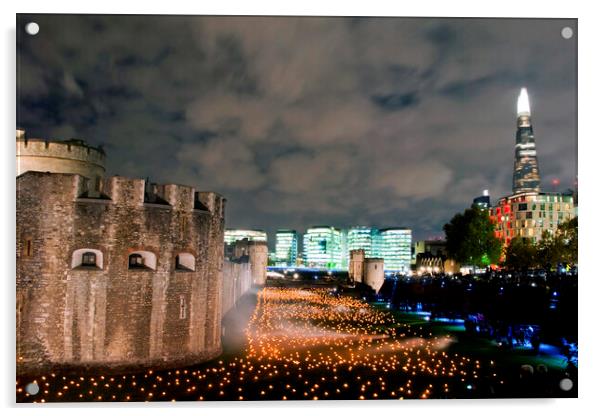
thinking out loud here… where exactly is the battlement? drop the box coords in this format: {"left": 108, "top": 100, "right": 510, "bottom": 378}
{"left": 17, "top": 131, "right": 106, "bottom": 167}
{"left": 17, "top": 171, "right": 224, "bottom": 215}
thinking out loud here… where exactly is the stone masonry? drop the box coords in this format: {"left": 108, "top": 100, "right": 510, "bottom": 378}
{"left": 16, "top": 172, "right": 228, "bottom": 374}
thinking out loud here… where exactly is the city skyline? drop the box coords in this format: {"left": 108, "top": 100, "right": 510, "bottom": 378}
{"left": 17, "top": 15, "right": 577, "bottom": 241}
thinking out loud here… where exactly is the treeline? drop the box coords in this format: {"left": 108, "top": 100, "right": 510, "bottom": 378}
{"left": 504, "top": 217, "right": 577, "bottom": 270}
{"left": 443, "top": 205, "right": 577, "bottom": 270}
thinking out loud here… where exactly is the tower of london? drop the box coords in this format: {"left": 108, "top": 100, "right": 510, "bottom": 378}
{"left": 16, "top": 131, "right": 262, "bottom": 374}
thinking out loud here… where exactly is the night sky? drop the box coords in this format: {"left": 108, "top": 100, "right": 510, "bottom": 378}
{"left": 16, "top": 15, "right": 577, "bottom": 242}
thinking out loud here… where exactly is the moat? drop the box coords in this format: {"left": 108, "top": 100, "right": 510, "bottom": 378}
{"left": 16, "top": 284, "right": 576, "bottom": 402}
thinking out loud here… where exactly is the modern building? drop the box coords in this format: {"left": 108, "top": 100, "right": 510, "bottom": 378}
{"left": 275, "top": 229, "right": 298, "bottom": 267}
{"left": 302, "top": 226, "right": 343, "bottom": 269}
{"left": 414, "top": 239, "right": 447, "bottom": 258}
{"left": 490, "top": 88, "right": 575, "bottom": 247}
{"left": 473, "top": 189, "right": 491, "bottom": 209}
{"left": 346, "top": 226, "right": 380, "bottom": 256}
{"left": 377, "top": 228, "right": 412, "bottom": 273}
{"left": 513, "top": 88, "right": 541, "bottom": 194}
{"left": 491, "top": 192, "right": 575, "bottom": 246}
{"left": 224, "top": 229, "right": 268, "bottom": 245}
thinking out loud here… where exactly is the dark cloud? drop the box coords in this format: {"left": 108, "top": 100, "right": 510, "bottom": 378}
{"left": 372, "top": 92, "right": 419, "bottom": 110}
{"left": 16, "top": 15, "right": 577, "bottom": 243}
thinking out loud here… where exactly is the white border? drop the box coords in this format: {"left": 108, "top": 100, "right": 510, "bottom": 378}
{"left": 2, "top": 1, "right": 601, "bottom": 416}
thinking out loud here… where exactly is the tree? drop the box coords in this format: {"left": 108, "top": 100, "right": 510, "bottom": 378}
{"left": 443, "top": 205, "right": 502, "bottom": 268}
{"left": 538, "top": 217, "right": 578, "bottom": 268}
{"left": 504, "top": 237, "right": 538, "bottom": 270}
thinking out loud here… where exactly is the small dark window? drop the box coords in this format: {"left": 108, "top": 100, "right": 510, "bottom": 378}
{"left": 23, "top": 239, "right": 33, "bottom": 257}
{"left": 526, "top": 212, "right": 533, "bottom": 219}
{"left": 518, "top": 203, "right": 528, "bottom": 211}
{"left": 129, "top": 253, "right": 145, "bottom": 269}
{"left": 82, "top": 252, "right": 97, "bottom": 266}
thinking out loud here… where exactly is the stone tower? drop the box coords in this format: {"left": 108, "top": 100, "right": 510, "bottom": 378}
{"left": 16, "top": 130, "right": 106, "bottom": 196}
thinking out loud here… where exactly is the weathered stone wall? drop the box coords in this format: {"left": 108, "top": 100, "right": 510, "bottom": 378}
{"left": 249, "top": 243, "right": 268, "bottom": 285}
{"left": 16, "top": 172, "right": 226, "bottom": 374}
{"left": 221, "top": 260, "right": 253, "bottom": 316}
{"left": 364, "top": 258, "right": 385, "bottom": 294}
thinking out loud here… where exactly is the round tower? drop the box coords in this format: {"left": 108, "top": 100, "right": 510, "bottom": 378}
{"left": 249, "top": 241, "right": 268, "bottom": 285}
{"left": 16, "top": 130, "right": 106, "bottom": 194}
{"left": 364, "top": 258, "right": 385, "bottom": 294}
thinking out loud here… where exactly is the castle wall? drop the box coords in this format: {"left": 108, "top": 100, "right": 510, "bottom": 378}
{"left": 16, "top": 172, "right": 226, "bottom": 373}
{"left": 349, "top": 249, "right": 365, "bottom": 283}
{"left": 221, "top": 261, "right": 253, "bottom": 316}
{"left": 249, "top": 243, "right": 268, "bottom": 285}
{"left": 364, "top": 258, "right": 385, "bottom": 294}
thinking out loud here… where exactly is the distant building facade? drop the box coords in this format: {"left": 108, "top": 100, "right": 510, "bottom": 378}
{"left": 346, "top": 227, "right": 379, "bottom": 257}
{"left": 473, "top": 190, "right": 491, "bottom": 209}
{"left": 275, "top": 229, "right": 298, "bottom": 267}
{"left": 224, "top": 229, "right": 267, "bottom": 245}
{"left": 302, "top": 226, "right": 343, "bottom": 269}
{"left": 377, "top": 228, "right": 412, "bottom": 273}
{"left": 491, "top": 192, "right": 575, "bottom": 246}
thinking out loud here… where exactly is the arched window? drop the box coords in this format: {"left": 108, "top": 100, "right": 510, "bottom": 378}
{"left": 71, "top": 248, "right": 103, "bottom": 269}
{"left": 129, "top": 253, "right": 145, "bottom": 268}
{"left": 82, "top": 252, "right": 97, "bottom": 266}
{"left": 127, "top": 250, "right": 157, "bottom": 270}
{"left": 175, "top": 253, "right": 195, "bottom": 271}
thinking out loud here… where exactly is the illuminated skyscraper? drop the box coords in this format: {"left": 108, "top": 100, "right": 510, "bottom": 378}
{"left": 275, "top": 229, "right": 298, "bottom": 266}
{"left": 347, "top": 227, "right": 379, "bottom": 255}
{"left": 224, "top": 229, "right": 268, "bottom": 245}
{"left": 346, "top": 226, "right": 379, "bottom": 264}
{"left": 513, "top": 88, "right": 541, "bottom": 193}
{"left": 302, "top": 226, "right": 343, "bottom": 269}
{"left": 377, "top": 228, "right": 412, "bottom": 273}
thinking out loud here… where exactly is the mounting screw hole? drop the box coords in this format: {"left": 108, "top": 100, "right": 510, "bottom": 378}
{"left": 25, "top": 382, "right": 39, "bottom": 395}
{"left": 25, "top": 22, "right": 40, "bottom": 36}
{"left": 561, "top": 27, "right": 573, "bottom": 39}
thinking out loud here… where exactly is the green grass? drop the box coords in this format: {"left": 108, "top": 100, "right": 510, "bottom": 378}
{"left": 379, "top": 307, "right": 567, "bottom": 371}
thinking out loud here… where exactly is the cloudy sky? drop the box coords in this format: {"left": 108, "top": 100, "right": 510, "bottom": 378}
{"left": 17, "top": 15, "right": 577, "bottom": 243}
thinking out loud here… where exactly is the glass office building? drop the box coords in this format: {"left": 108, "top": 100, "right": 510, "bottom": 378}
{"left": 377, "top": 228, "right": 412, "bottom": 273}
{"left": 275, "top": 229, "right": 298, "bottom": 267}
{"left": 346, "top": 226, "right": 379, "bottom": 265}
{"left": 224, "top": 229, "right": 268, "bottom": 245}
{"left": 302, "top": 226, "right": 343, "bottom": 269}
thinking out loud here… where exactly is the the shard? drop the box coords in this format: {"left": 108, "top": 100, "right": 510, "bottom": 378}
{"left": 512, "top": 87, "right": 541, "bottom": 193}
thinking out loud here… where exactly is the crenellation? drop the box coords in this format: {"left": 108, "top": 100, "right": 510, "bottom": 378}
{"left": 16, "top": 169, "right": 230, "bottom": 374}
{"left": 16, "top": 134, "right": 258, "bottom": 375}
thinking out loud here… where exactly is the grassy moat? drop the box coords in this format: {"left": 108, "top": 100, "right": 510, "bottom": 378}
{"left": 16, "top": 286, "right": 576, "bottom": 402}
